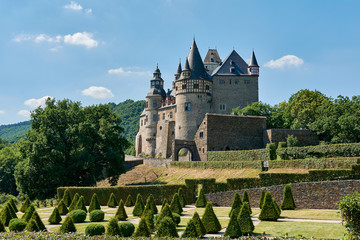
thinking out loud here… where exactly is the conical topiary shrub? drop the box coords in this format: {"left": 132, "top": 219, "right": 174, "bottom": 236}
{"left": 133, "top": 217, "right": 151, "bottom": 237}
{"left": 7, "top": 203, "right": 17, "bottom": 219}
{"left": 155, "top": 216, "right": 178, "bottom": 238}
{"left": 259, "top": 189, "right": 265, "bottom": 209}
{"left": 24, "top": 219, "right": 39, "bottom": 232}
{"left": 63, "top": 189, "right": 72, "bottom": 207}
{"left": 57, "top": 200, "right": 69, "bottom": 215}
{"left": 224, "top": 211, "right": 242, "bottom": 238}
{"left": 59, "top": 215, "right": 76, "bottom": 233}
{"left": 89, "top": 193, "right": 101, "bottom": 213}
{"left": 0, "top": 204, "right": 13, "bottom": 226}
{"left": 125, "top": 195, "right": 134, "bottom": 207}
{"left": 195, "top": 188, "right": 207, "bottom": 208}
{"left": 68, "top": 193, "right": 80, "bottom": 212}
{"left": 281, "top": 184, "right": 296, "bottom": 210}
{"left": 273, "top": 199, "right": 281, "bottom": 218}
{"left": 155, "top": 203, "right": 173, "bottom": 227}
{"left": 258, "top": 192, "right": 279, "bottom": 221}
{"left": 237, "top": 202, "right": 254, "bottom": 235}
{"left": 178, "top": 187, "right": 187, "bottom": 207}
{"left": 22, "top": 204, "right": 35, "bottom": 222}
{"left": 170, "top": 193, "right": 182, "bottom": 214}
{"left": 242, "top": 190, "right": 252, "bottom": 214}
{"left": 132, "top": 194, "right": 145, "bottom": 217}
{"left": 161, "top": 199, "right": 168, "bottom": 210}
{"left": 181, "top": 219, "right": 198, "bottom": 238}
{"left": 115, "top": 199, "right": 127, "bottom": 221}
{"left": 106, "top": 217, "right": 121, "bottom": 236}
{"left": 147, "top": 194, "right": 158, "bottom": 214}
{"left": 20, "top": 197, "right": 31, "bottom": 213}
{"left": 229, "top": 192, "right": 242, "bottom": 217}
{"left": 107, "top": 193, "right": 118, "bottom": 208}
{"left": 0, "top": 219, "right": 5, "bottom": 232}
{"left": 48, "top": 207, "right": 62, "bottom": 224}
{"left": 141, "top": 201, "right": 155, "bottom": 232}
{"left": 202, "top": 202, "right": 221, "bottom": 233}
{"left": 9, "top": 199, "right": 18, "bottom": 213}
{"left": 75, "top": 196, "right": 87, "bottom": 213}
{"left": 30, "top": 211, "right": 46, "bottom": 231}
{"left": 192, "top": 211, "right": 206, "bottom": 237}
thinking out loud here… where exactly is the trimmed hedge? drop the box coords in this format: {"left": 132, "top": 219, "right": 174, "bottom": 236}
{"left": 48, "top": 207, "right": 62, "bottom": 224}
{"left": 69, "top": 210, "right": 87, "bottom": 223}
{"left": 106, "top": 218, "right": 120, "bottom": 236}
{"left": 119, "top": 222, "right": 135, "bottom": 237}
{"left": 9, "top": 219, "right": 27, "bottom": 232}
{"left": 59, "top": 215, "right": 76, "bottom": 233}
{"left": 207, "top": 149, "right": 271, "bottom": 161}
{"left": 85, "top": 224, "right": 105, "bottom": 236}
{"left": 89, "top": 210, "right": 105, "bottom": 222}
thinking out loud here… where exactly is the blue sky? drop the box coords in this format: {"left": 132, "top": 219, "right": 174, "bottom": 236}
{"left": 1, "top": 0, "right": 360, "bottom": 125}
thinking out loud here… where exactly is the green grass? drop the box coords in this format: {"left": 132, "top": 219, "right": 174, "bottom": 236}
{"left": 183, "top": 206, "right": 260, "bottom": 217}
{"left": 280, "top": 209, "right": 341, "bottom": 220}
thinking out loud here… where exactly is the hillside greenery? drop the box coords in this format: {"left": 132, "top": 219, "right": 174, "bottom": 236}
{"left": 0, "top": 121, "right": 30, "bottom": 143}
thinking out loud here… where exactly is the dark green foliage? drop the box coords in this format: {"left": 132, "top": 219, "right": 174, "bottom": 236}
{"left": 89, "top": 194, "right": 101, "bottom": 213}
{"left": 24, "top": 219, "right": 39, "bottom": 232}
{"left": 242, "top": 190, "right": 252, "bottom": 214}
{"left": 57, "top": 200, "right": 69, "bottom": 215}
{"left": 69, "top": 210, "right": 87, "bottom": 223}
{"left": 30, "top": 211, "right": 46, "bottom": 231}
{"left": 281, "top": 184, "right": 296, "bottom": 210}
{"left": 266, "top": 143, "right": 277, "bottom": 160}
{"left": 90, "top": 210, "right": 105, "bottom": 222}
{"left": 155, "top": 216, "right": 179, "bottom": 238}
{"left": 141, "top": 202, "right": 154, "bottom": 232}
{"left": 224, "top": 211, "right": 242, "bottom": 238}
{"left": 22, "top": 204, "right": 35, "bottom": 222}
{"left": 7, "top": 203, "right": 17, "bottom": 219}
{"left": 259, "top": 192, "right": 279, "bottom": 221}
{"left": 106, "top": 218, "right": 121, "bottom": 236}
{"left": 172, "top": 213, "right": 180, "bottom": 225}
{"left": 181, "top": 219, "right": 198, "bottom": 238}
{"left": 9, "top": 199, "right": 18, "bottom": 213}
{"left": 161, "top": 199, "right": 167, "bottom": 210}
{"left": 273, "top": 199, "right": 281, "bottom": 218}
{"left": 59, "top": 215, "right": 76, "bottom": 233}
{"left": 147, "top": 194, "right": 158, "bottom": 214}
{"left": 107, "top": 193, "right": 118, "bottom": 208}
{"left": 259, "top": 189, "right": 265, "bottom": 209}
{"left": 155, "top": 203, "right": 173, "bottom": 227}
{"left": 192, "top": 212, "right": 206, "bottom": 237}
{"left": 287, "top": 135, "right": 300, "bottom": 147}
{"left": 9, "top": 218, "right": 27, "bottom": 232}
{"left": 202, "top": 202, "right": 221, "bottom": 233}
{"left": 339, "top": 191, "right": 360, "bottom": 238}
{"left": 0, "top": 205, "right": 12, "bottom": 226}
{"left": 0, "top": 121, "right": 30, "bottom": 144}
{"left": 75, "top": 196, "right": 87, "bottom": 213}
{"left": 0, "top": 219, "right": 5, "bottom": 232}
{"left": 132, "top": 194, "right": 144, "bottom": 217}
{"left": 170, "top": 193, "right": 182, "bottom": 214}
{"left": 48, "top": 207, "right": 62, "bottom": 224}
{"left": 238, "top": 202, "right": 254, "bottom": 235}
{"left": 68, "top": 193, "right": 79, "bottom": 212}
{"left": 195, "top": 188, "right": 207, "bottom": 208}
{"left": 229, "top": 192, "right": 242, "bottom": 217}
{"left": 207, "top": 148, "right": 270, "bottom": 161}
{"left": 115, "top": 199, "right": 127, "bottom": 221}
{"left": 62, "top": 189, "right": 72, "bottom": 207}
{"left": 178, "top": 187, "right": 186, "bottom": 207}
{"left": 20, "top": 197, "right": 31, "bottom": 213}
{"left": 124, "top": 195, "right": 134, "bottom": 207}
{"left": 133, "top": 218, "right": 150, "bottom": 237}
{"left": 278, "top": 142, "right": 287, "bottom": 148}
{"left": 119, "top": 222, "right": 135, "bottom": 237}
{"left": 85, "top": 223, "right": 105, "bottom": 236}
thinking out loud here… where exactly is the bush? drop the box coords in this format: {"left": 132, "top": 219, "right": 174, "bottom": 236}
{"left": 20, "top": 197, "right": 31, "bottom": 213}
{"left": 192, "top": 211, "right": 206, "bottom": 237}
{"left": 115, "top": 199, "right": 127, "bottom": 221}
{"left": 59, "top": 215, "right": 76, "bottom": 233}
{"left": 9, "top": 199, "right": 18, "bottom": 213}
{"left": 124, "top": 195, "right": 134, "bottom": 207}
{"left": 178, "top": 187, "right": 186, "bottom": 207}
{"left": 6, "top": 202, "right": 17, "bottom": 219}
{"left": 273, "top": 199, "right": 281, "bottom": 218}
{"left": 258, "top": 192, "right": 279, "bottom": 221}
{"left": 68, "top": 193, "right": 79, "bottom": 212}
{"left": 238, "top": 202, "right": 254, "bottom": 235}
{"left": 75, "top": 196, "right": 87, "bottom": 213}
{"left": 229, "top": 192, "right": 242, "bottom": 217}
{"left": 85, "top": 223, "right": 105, "bottom": 236}
{"left": 0, "top": 219, "right": 4, "bottom": 233}
{"left": 147, "top": 194, "right": 158, "bottom": 214}
{"left": 119, "top": 222, "right": 135, "bottom": 237}
{"left": 69, "top": 210, "right": 87, "bottom": 223}
{"left": 107, "top": 193, "right": 118, "bottom": 208}
{"left": 132, "top": 194, "right": 144, "bottom": 217}
{"left": 181, "top": 219, "right": 198, "bottom": 238}
{"left": 242, "top": 190, "right": 252, "bottom": 214}
{"left": 195, "top": 188, "right": 207, "bottom": 208}
{"left": 172, "top": 213, "right": 180, "bottom": 225}
{"left": 24, "top": 219, "right": 39, "bottom": 232}
{"left": 106, "top": 218, "right": 121, "bottom": 236}
{"left": 90, "top": 210, "right": 105, "bottom": 222}
{"left": 259, "top": 189, "right": 265, "bottom": 209}
{"left": 57, "top": 199, "right": 69, "bottom": 215}
{"left": 281, "top": 184, "right": 296, "bottom": 210}
{"left": 30, "top": 211, "right": 46, "bottom": 231}
{"left": 133, "top": 217, "right": 150, "bottom": 237}
{"left": 89, "top": 194, "right": 101, "bottom": 213}
{"left": 9, "top": 218, "right": 27, "bottom": 232}
{"left": 48, "top": 207, "right": 62, "bottom": 224}
{"left": 224, "top": 210, "right": 242, "bottom": 238}
{"left": 287, "top": 135, "right": 300, "bottom": 147}
{"left": 170, "top": 193, "right": 182, "bottom": 214}
{"left": 207, "top": 148, "right": 270, "bottom": 161}
{"left": 155, "top": 203, "right": 173, "bottom": 227}
{"left": 155, "top": 216, "right": 178, "bottom": 238}
{"left": 161, "top": 199, "right": 167, "bottom": 210}
{"left": 22, "top": 204, "right": 35, "bottom": 222}
{"left": 141, "top": 202, "right": 154, "bottom": 231}
{"left": 339, "top": 192, "right": 360, "bottom": 239}
{"left": 266, "top": 143, "right": 277, "bottom": 160}
{"left": 278, "top": 142, "right": 287, "bottom": 149}
{"left": 202, "top": 202, "right": 221, "bottom": 233}
{"left": 63, "top": 189, "right": 72, "bottom": 207}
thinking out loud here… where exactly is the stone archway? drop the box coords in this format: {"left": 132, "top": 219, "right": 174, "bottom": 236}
{"left": 172, "top": 139, "right": 200, "bottom": 161}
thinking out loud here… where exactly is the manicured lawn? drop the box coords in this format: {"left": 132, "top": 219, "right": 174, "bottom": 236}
{"left": 280, "top": 209, "right": 341, "bottom": 220}
{"left": 183, "top": 206, "right": 260, "bottom": 217}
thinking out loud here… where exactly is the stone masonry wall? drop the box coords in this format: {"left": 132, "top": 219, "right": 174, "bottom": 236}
{"left": 265, "top": 129, "right": 319, "bottom": 147}
{"left": 205, "top": 180, "right": 360, "bottom": 209}
{"left": 143, "top": 158, "right": 172, "bottom": 167}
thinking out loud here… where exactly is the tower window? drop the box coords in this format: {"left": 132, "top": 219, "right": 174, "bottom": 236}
{"left": 206, "top": 85, "right": 210, "bottom": 90}
{"left": 194, "top": 84, "right": 199, "bottom": 89}
{"left": 182, "top": 84, "right": 187, "bottom": 89}
{"left": 219, "top": 80, "right": 225, "bottom": 85}
{"left": 170, "top": 112, "right": 173, "bottom": 118}
{"left": 199, "top": 132, "right": 204, "bottom": 138}
{"left": 162, "top": 113, "right": 165, "bottom": 120}
{"left": 220, "top": 104, "right": 226, "bottom": 111}
{"left": 141, "top": 120, "right": 143, "bottom": 126}
{"left": 185, "top": 102, "right": 191, "bottom": 111}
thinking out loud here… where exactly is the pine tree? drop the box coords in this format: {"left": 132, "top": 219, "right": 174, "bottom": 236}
{"left": 229, "top": 192, "right": 243, "bottom": 217}
{"left": 0, "top": 219, "right": 5, "bottom": 232}
{"left": 115, "top": 199, "right": 127, "bottom": 221}
{"left": 242, "top": 190, "right": 252, "bottom": 214}
{"left": 170, "top": 193, "right": 183, "bottom": 214}
{"left": 259, "top": 189, "right": 266, "bottom": 209}
{"left": 20, "top": 197, "right": 31, "bottom": 213}
{"left": 59, "top": 215, "right": 76, "bottom": 233}
{"left": 106, "top": 217, "right": 121, "bottom": 236}
{"left": 181, "top": 219, "right": 198, "bottom": 238}
{"left": 133, "top": 217, "right": 150, "bottom": 237}
{"left": 24, "top": 219, "right": 39, "bottom": 232}
{"left": 124, "top": 195, "right": 134, "bottom": 207}
{"left": 0, "top": 204, "right": 13, "bottom": 226}
{"left": 9, "top": 199, "right": 18, "bottom": 213}
{"left": 89, "top": 193, "right": 101, "bottom": 213}
{"left": 192, "top": 211, "right": 206, "bottom": 237}
{"left": 141, "top": 201, "right": 155, "bottom": 232}
{"left": 202, "top": 202, "right": 221, "bottom": 233}
{"left": 178, "top": 187, "right": 187, "bottom": 207}
{"left": 147, "top": 194, "right": 158, "bottom": 214}
{"left": 224, "top": 211, "right": 242, "bottom": 238}
{"left": 30, "top": 211, "right": 46, "bottom": 231}
{"left": 48, "top": 207, "right": 62, "bottom": 224}
{"left": 281, "top": 184, "right": 296, "bottom": 210}
{"left": 237, "top": 202, "right": 254, "bottom": 235}
{"left": 75, "top": 196, "right": 87, "bottom": 213}
{"left": 273, "top": 199, "right": 281, "bottom": 218}
{"left": 62, "top": 189, "right": 72, "bottom": 207}
{"left": 22, "top": 204, "right": 35, "bottom": 222}
{"left": 258, "top": 192, "right": 279, "bottom": 221}
{"left": 57, "top": 200, "right": 69, "bottom": 215}
{"left": 155, "top": 203, "right": 173, "bottom": 227}
{"left": 155, "top": 216, "right": 179, "bottom": 238}
{"left": 195, "top": 188, "right": 207, "bottom": 208}
{"left": 68, "top": 193, "right": 80, "bottom": 212}
{"left": 132, "top": 194, "right": 144, "bottom": 217}
{"left": 107, "top": 193, "right": 118, "bottom": 208}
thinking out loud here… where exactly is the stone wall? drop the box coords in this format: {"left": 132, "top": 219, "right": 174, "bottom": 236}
{"left": 265, "top": 129, "right": 319, "bottom": 147}
{"left": 143, "top": 158, "right": 172, "bottom": 167}
{"left": 123, "top": 159, "right": 143, "bottom": 170}
{"left": 205, "top": 180, "right": 360, "bottom": 209}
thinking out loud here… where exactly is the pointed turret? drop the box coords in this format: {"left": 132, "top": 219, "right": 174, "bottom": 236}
{"left": 174, "top": 61, "right": 182, "bottom": 80}
{"left": 248, "top": 50, "right": 259, "bottom": 76}
{"left": 180, "top": 39, "right": 209, "bottom": 80}
{"left": 148, "top": 65, "right": 166, "bottom": 99}
{"left": 181, "top": 58, "right": 191, "bottom": 78}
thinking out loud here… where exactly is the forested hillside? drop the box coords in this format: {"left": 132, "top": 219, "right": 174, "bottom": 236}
{"left": 0, "top": 121, "right": 30, "bottom": 143}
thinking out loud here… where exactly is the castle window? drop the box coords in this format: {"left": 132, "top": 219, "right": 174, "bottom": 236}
{"left": 211, "top": 58, "right": 214, "bottom": 62}
{"left": 206, "top": 85, "right": 210, "bottom": 90}
{"left": 160, "top": 126, "right": 162, "bottom": 130}
{"left": 162, "top": 113, "right": 165, "bottom": 120}
{"left": 182, "top": 84, "right": 187, "bottom": 89}
{"left": 219, "top": 80, "right": 225, "bottom": 85}
{"left": 199, "top": 132, "right": 204, "bottom": 138}
{"left": 185, "top": 102, "right": 191, "bottom": 111}
{"left": 153, "top": 115, "right": 157, "bottom": 121}
{"left": 229, "top": 80, "right": 232, "bottom": 84}
{"left": 244, "top": 80, "right": 250, "bottom": 84}
{"left": 176, "top": 86, "right": 178, "bottom": 91}
{"left": 220, "top": 104, "right": 226, "bottom": 111}
{"left": 153, "top": 102, "right": 157, "bottom": 107}
{"left": 141, "top": 120, "right": 143, "bottom": 126}
{"left": 170, "top": 112, "right": 173, "bottom": 118}
{"left": 194, "top": 83, "right": 199, "bottom": 89}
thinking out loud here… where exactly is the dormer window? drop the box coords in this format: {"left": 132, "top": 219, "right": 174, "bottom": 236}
{"left": 230, "top": 67, "right": 235, "bottom": 72}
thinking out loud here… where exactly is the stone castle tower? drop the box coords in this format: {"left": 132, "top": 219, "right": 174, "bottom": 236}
{"left": 136, "top": 39, "right": 259, "bottom": 158}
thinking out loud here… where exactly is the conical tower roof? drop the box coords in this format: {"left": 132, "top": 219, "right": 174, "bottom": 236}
{"left": 249, "top": 50, "right": 259, "bottom": 67}
{"left": 186, "top": 39, "right": 209, "bottom": 79}
{"left": 176, "top": 61, "right": 182, "bottom": 75}
{"left": 183, "top": 58, "right": 190, "bottom": 71}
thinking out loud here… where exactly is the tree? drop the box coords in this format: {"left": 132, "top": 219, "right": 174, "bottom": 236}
{"left": 24, "top": 219, "right": 39, "bottom": 232}
{"left": 0, "top": 204, "right": 13, "bottom": 226}
{"left": 281, "top": 184, "right": 296, "bottom": 210}
{"left": 339, "top": 192, "right": 360, "bottom": 238}
{"left": 75, "top": 196, "right": 87, "bottom": 213}
{"left": 258, "top": 192, "right": 279, "bottom": 221}
{"left": 202, "top": 202, "right": 221, "bottom": 233}
{"left": 22, "top": 204, "right": 35, "bottom": 222}
{"left": 106, "top": 217, "right": 121, "bottom": 236}
{"left": 224, "top": 211, "right": 242, "bottom": 238}
{"left": 132, "top": 194, "right": 144, "bottom": 217}
{"left": 68, "top": 193, "right": 79, "bottom": 212}
{"left": 155, "top": 203, "right": 174, "bottom": 227}
{"left": 141, "top": 201, "right": 155, "bottom": 232}
{"left": 59, "top": 215, "right": 76, "bottom": 233}
{"left": 178, "top": 187, "right": 187, "bottom": 207}
{"left": 259, "top": 189, "right": 265, "bottom": 209}
{"left": 229, "top": 192, "right": 242, "bottom": 217}
{"left": 192, "top": 212, "right": 206, "bottom": 237}
{"left": 238, "top": 202, "right": 254, "bottom": 235}
{"left": 62, "top": 189, "right": 72, "bottom": 207}
{"left": 170, "top": 193, "right": 182, "bottom": 214}
{"left": 155, "top": 217, "right": 178, "bottom": 238}
{"left": 147, "top": 194, "right": 158, "bottom": 214}
{"left": 14, "top": 99, "right": 129, "bottom": 199}
{"left": 242, "top": 190, "right": 252, "bottom": 214}
{"left": 57, "top": 200, "right": 69, "bottom": 215}
{"left": 133, "top": 217, "right": 150, "bottom": 237}
{"left": 48, "top": 207, "right": 62, "bottom": 224}
{"left": 89, "top": 194, "right": 101, "bottom": 213}
{"left": 20, "top": 197, "right": 31, "bottom": 213}
{"left": 30, "top": 211, "right": 46, "bottom": 231}
{"left": 124, "top": 195, "right": 134, "bottom": 207}
{"left": 107, "top": 193, "right": 118, "bottom": 208}
{"left": 181, "top": 219, "right": 198, "bottom": 238}
{"left": 195, "top": 188, "right": 207, "bottom": 208}
{"left": 115, "top": 199, "right": 127, "bottom": 221}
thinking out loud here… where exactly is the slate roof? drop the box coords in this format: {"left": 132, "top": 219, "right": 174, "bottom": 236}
{"left": 249, "top": 50, "right": 259, "bottom": 67}
{"left": 211, "top": 50, "right": 249, "bottom": 76}
{"left": 204, "top": 49, "right": 221, "bottom": 64}
{"left": 180, "top": 40, "right": 209, "bottom": 80}
{"left": 176, "top": 62, "right": 182, "bottom": 75}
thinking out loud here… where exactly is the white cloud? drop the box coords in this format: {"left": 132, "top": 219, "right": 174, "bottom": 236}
{"left": 85, "top": 9, "right": 92, "bottom": 13}
{"left": 13, "top": 34, "right": 33, "bottom": 42}
{"left": 17, "top": 110, "right": 31, "bottom": 118}
{"left": 108, "top": 67, "right": 152, "bottom": 76}
{"left": 64, "top": 32, "right": 98, "bottom": 48}
{"left": 34, "top": 34, "right": 62, "bottom": 43}
{"left": 264, "top": 55, "right": 304, "bottom": 69}
{"left": 0, "top": 110, "right": 5, "bottom": 115}
{"left": 64, "top": 1, "right": 83, "bottom": 10}
{"left": 82, "top": 86, "right": 114, "bottom": 99}
{"left": 24, "top": 96, "right": 53, "bottom": 108}
{"left": 50, "top": 46, "right": 63, "bottom": 52}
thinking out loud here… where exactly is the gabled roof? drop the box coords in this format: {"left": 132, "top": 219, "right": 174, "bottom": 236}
{"left": 249, "top": 50, "right": 259, "bottom": 67}
{"left": 204, "top": 49, "right": 221, "bottom": 64}
{"left": 211, "top": 50, "right": 249, "bottom": 76}
{"left": 180, "top": 40, "right": 209, "bottom": 80}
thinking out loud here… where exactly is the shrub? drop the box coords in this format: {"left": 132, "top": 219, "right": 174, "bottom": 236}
{"left": 48, "top": 207, "right": 62, "bottom": 224}
{"left": 133, "top": 217, "right": 150, "bottom": 237}
{"left": 147, "top": 194, "right": 158, "bottom": 214}
{"left": 192, "top": 211, "right": 206, "bottom": 237}
{"left": 115, "top": 199, "right": 127, "bottom": 221}
{"left": 202, "top": 202, "right": 221, "bottom": 233}
{"left": 258, "top": 192, "right": 279, "bottom": 221}
{"left": 89, "top": 194, "right": 101, "bottom": 213}
{"left": 207, "top": 148, "right": 270, "bottom": 161}
{"left": 124, "top": 195, "right": 134, "bottom": 207}
{"left": 161, "top": 199, "right": 168, "bottom": 210}
{"left": 63, "top": 189, "right": 72, "bottom": 207}
{"left": 172, "top": 213, "right": 180, "bottom": 225}
{"left": 155, "top": 216, "right": 178, "bottom": 238}
{"left": 6, "top": 202, "right": 17, "bottom": 219}
{"left": 106, "top": 218, "right": 121, "bottom": 236}
{"left": 281, "top": 184, "right": 296, "bottom": 210}
{"left": 142, "top": 199, "right": 154, "bottom": 231}
{"left": 75, "top": 196, "right": 87, "bottom": 213}
{"left": 259, "top": 189, "right": 265, "bottom": 209}
{"left": 155, "top": 203, "right": 173, "bottom": 227}
{"left": 238, "top": 202, "right": 254, "bottom": 235}
{"left": 178, "top": 187, "right": 186, "bottom": 207}
{"left": 24, "top": 219, "right": 39, "bottom": 232}
{"left": 9, "top": 199, "right": 18, "bottom": 213}
{"left": 224, "top": 210, "right": 242, "bottom": 238}
{"left": 0, "top": 219, "right": 4, "bottom": 233}
{"left": 59, "top": 215, "right": 76, "bottom": 233}
{"left": 119, "top": 222, "right": 135, "bottom": 237}
{"left": 195, "top": 188, "right": 207, "bottom": 208}
{"left": 85, "top": 223, "right": 105, "bottom": 236}
{"left": 287, "top": 135, "right": 300, "bottom": 147}
{"left": 20, "top": 197, "right": 31, "bottom": 213}
{"left": 229, "top": 192, "right": 242, "bottom": 217}
{"left": 278, "top": 142, "right": 287, "bottom": 149}
{"left": 57, "top": 200, "right": 69, "bottom": 215}
{"left": 90, "top": 210, "right": 105, "bottom": 222}
{"left": 339, "top": 192, "right": 360, "bottom": 238}
{"left": 22, "top": 204, "right": 35, "bottom": 222}
{"left": 132, "top": 194, "right": 144, "bottom": 217}
{"left": 266, "top": 143, "right": 277, "bottom": 160}
{"left": 242, "top": 190, "right": 252, "bottom": 214}
{"left": 170, "top": 193, "right": 182, "bottom": 214}
{"left": 181, "top": 219, "right": 198, "bottom": 238}
{"left": 68, "top": 193, "right": 79, "bottom": 212}
{"left": 107, "top": 193, "right": 118, "bottom": 208}
{"left": 273, "top": 199, "right": 281, "bottom": 218}
{"left": 9, "top": 218, "right": 27, "bottom": 232}
{"left": 30, "top": 211, "right": 46, "bottom": 231}
{"left": 69, "top": 210, "right": 87, "bottom": 223}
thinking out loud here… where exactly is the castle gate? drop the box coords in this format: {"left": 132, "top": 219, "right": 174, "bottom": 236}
{"left": 172, "top": 139, "right": 200, "bottom": 161}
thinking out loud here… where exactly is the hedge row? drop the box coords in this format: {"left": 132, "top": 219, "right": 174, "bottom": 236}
{"left": 277, "top": 143, "right": 360, "bottom": 160}
{"left": 207, "top": 149, "right": 270, "bottom": 162}
{"left": 171, "top": 160, "right": 262, "bottom": 169}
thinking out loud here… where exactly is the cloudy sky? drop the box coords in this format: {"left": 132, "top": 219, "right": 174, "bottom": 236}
{"left": 1, "top": 0, "right": 360, "bottom": 125}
